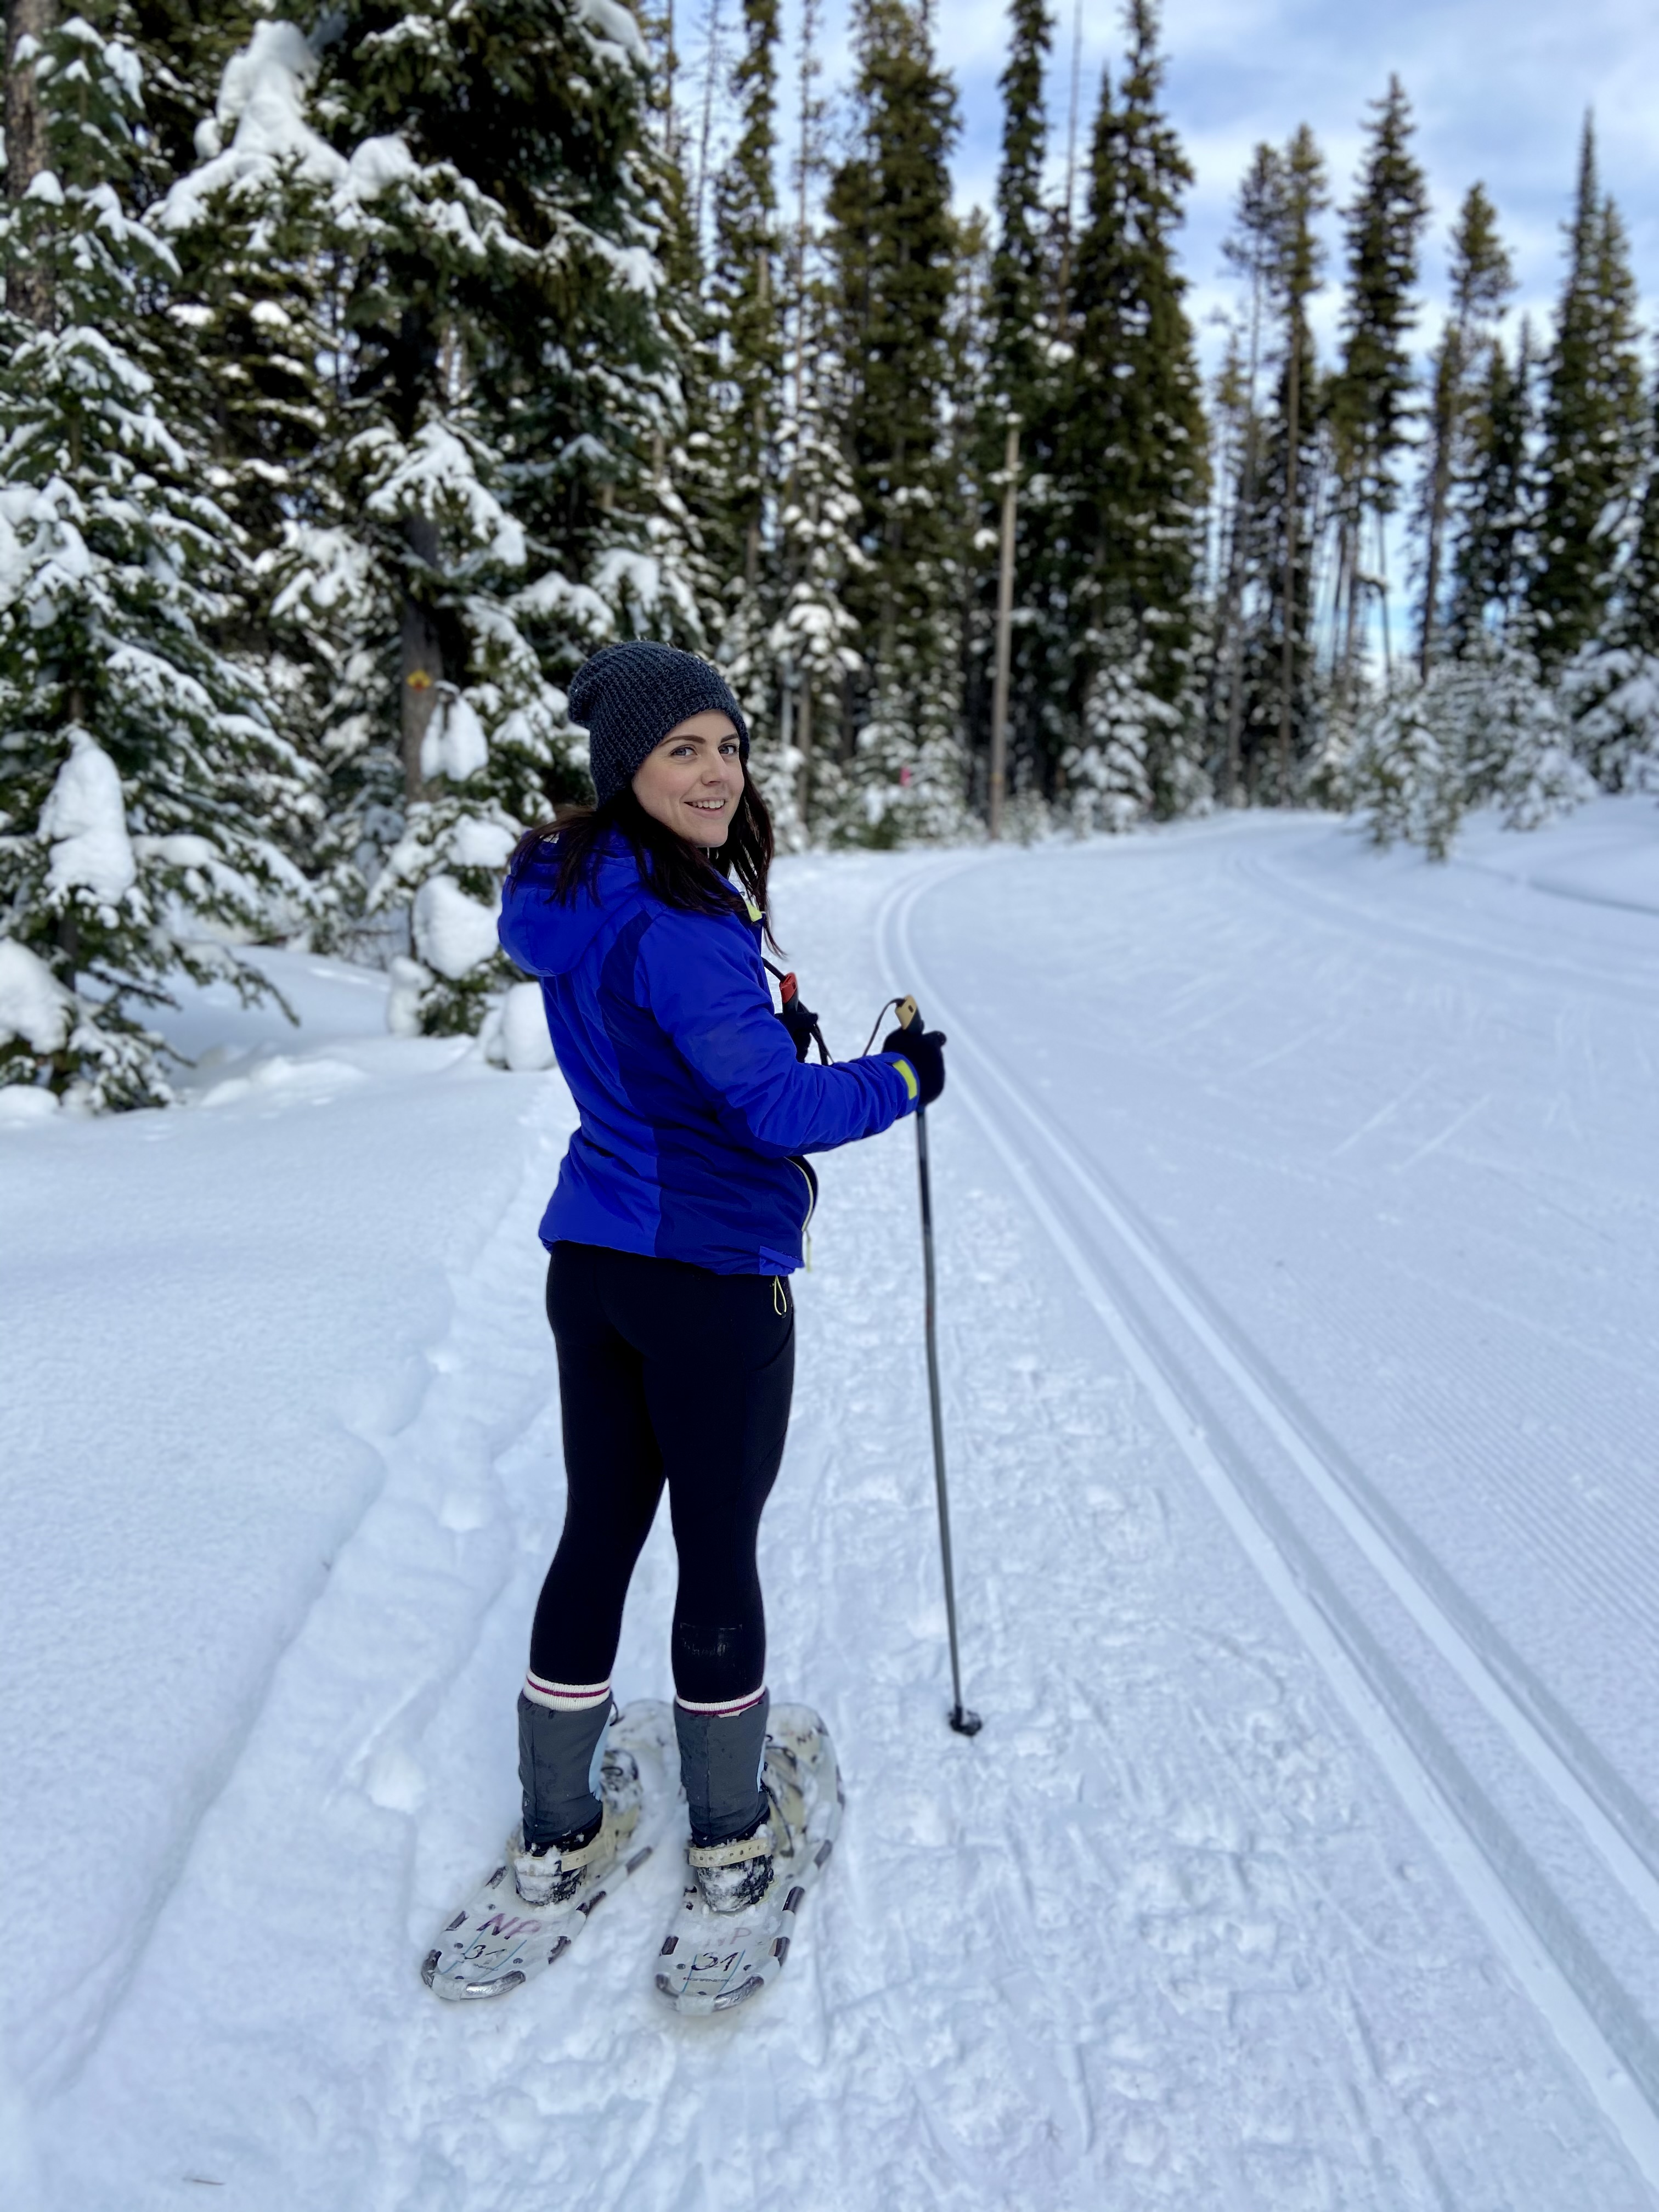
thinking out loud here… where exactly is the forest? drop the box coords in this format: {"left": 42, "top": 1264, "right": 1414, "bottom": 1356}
{"left": 2, "top": 0, "right": 1656, "bottom": 1105}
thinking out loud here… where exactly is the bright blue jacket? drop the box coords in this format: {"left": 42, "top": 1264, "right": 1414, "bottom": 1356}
{"left": 499, "top": 833, "right": 919, "bottom": 1275}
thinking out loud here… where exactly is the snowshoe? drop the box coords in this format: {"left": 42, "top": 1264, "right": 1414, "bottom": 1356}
{"left": 423, "top": 1699, "right": 676, "bottom": 2002}
{"left": 654, "top": 1703, "right": 842, "bottom": 2017}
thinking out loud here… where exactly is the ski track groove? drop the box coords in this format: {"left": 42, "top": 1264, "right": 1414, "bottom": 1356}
{"left": 885, "top": 857, "right": 1659, "bottom": 2193}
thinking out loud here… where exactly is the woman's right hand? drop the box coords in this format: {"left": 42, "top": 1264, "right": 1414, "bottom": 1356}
{"left": 882, "top": 1023, "right": 947, "bottom": 1107}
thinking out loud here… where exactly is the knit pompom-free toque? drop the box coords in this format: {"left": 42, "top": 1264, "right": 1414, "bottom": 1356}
{"left": 568, "top": 643, "right": 750, "bottom": 805}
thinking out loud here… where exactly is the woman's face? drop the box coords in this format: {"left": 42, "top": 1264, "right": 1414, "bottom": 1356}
{"left": 632, "top": 712, "right": 744, "bottom": 846}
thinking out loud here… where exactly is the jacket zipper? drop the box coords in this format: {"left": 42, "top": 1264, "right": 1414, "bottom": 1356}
{"left": 791, "top": 1158, "right": 816, "bottom": 1271}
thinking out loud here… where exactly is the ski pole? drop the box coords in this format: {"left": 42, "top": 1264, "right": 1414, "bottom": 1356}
{"left": 894, "top": 996, "right": 981, "bottom": 1738}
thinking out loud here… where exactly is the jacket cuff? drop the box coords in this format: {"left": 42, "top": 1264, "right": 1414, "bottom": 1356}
{"left": 883, "top": 1053, "right": 921, "bottom": 1114}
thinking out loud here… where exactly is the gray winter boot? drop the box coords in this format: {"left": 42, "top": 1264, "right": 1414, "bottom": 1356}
{"left": 515, "top": 1690, "right": 615, "bottom": 1906}
{"left": 674, "top": 1691, "right": 772, "bottom": 1914}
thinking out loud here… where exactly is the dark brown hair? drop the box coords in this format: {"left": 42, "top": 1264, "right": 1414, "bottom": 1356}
{"left": 511, "top": 779, "right": 778, "bottom": 945}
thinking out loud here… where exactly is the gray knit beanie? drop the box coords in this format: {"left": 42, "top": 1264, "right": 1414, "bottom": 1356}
{"left": 567, "top": 642, "right": 750, "bottom": 806}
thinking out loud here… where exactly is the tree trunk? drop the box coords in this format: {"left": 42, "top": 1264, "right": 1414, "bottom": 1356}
{"left": 399, "top": 516, "right": 443, "bottom": 799}
{"left": 1419, "top": 334, "right": 1460, "bottom": 677}
{"left": 796, "top": 680, "right": 814, "bottom": 834}
{"left": 1278, "top": 327, "right": 1301, "bottom": 799}
{"left": 5, "top": 0, "right": 57, "bottom": 329}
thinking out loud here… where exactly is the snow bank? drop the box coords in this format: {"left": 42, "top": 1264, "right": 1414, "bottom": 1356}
{"left": 0, "top": 1085, "right": 59, "bottom": 1125}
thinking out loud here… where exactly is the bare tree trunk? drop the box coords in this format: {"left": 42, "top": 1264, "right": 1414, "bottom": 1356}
{"left": 988, "top": 421, "right": 1020, "bottom": 840}
{"left": 795, "top": 678, "right": 814, "bottom": 834}
{"left": 1222, "top": 270, "right": 1266, "bottom": 806}
{"left": 399, "top": 517, "right": 443, "bottom": 799}
{"left": 746, "top": 246, "right": 769, "bottom": 590}
{"left": 1419, "top": 335, "right": 1459, "bottom": 677}
{"left": 1054, "top": 0, "right": 1084, "bottom": 330}
{"left": 5, "top": 0, "right": 57, "bottom": 329}
{"left": 1278, "top": 329, "right": 1301, "bottom": 800}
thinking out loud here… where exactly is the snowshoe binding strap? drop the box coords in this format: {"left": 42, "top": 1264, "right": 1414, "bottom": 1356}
{"left": 686, "top": 1825, "right": 772, "bottom": 1870}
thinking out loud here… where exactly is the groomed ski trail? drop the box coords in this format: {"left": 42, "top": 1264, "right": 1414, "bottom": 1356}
{"left": 24, "top": 819, "right": 1659, "bottom": 2210}
{"left": 884, "top": 857, "right": 1659, "bottom": 2186}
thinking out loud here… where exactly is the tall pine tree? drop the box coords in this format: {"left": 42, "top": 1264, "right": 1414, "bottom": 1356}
{"left": 0, "top": 9, "right": 314, "bottom": 1105}
{"left": 1415, "top": 183, "right": 1511, "bottom": 672}
{"left": 1528, "top": 117, "right": 1645, "bottom": 664}
{"left": 977, "top": 0, "right": 1064, "bottom": 799}
{"left": 1328, "top": 77, "right": 1427, "bottom": 693}
{"left": 703, "top": 0, "right": 784, "bottom": 703}
{"left": 825, "top": 0, "right": 970, "bottom": 840}
{"left": 1058, "top": 0, "right": 1207, "bottom": 815}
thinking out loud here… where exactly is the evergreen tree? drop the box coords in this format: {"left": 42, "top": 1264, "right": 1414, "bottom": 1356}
{"left": 192, "top": 0, "right": 702, "bottom": 1031}
{"left": 1348, "top": 636, "right": 1589, "bottom": 857}
{"left": 1327, "top": 78, "right": 1427, "bottom": 693}
{"left": 1058, "top": 1, "right": 1207, "bottom": 812}
{"left": 1447, "top": 317, "right": 1535, "bottom": 651}
{"left": 825, "top": 0, "right": 971, "bottom": 840}
{"left": 1062, "top": 620, "right": 1171, "bottom": 832}
{"left": 703, "top": 0, "right": 784, "bottom": 702}
{"left": 1347, "top": 676, "right": 1465, "bottom": 858}
{"left": 1328, "top": 79, "right": 1427, "bottom": 694}
{"left": 977, "top": 0, "right": 1066, "bottom": 793}
{"left": 1415, "top": 183, "right": 1512, "bottom": 672}
{"left": 1558, "top": 360, "right": 1659, "bottom": 789}
{"left": 1528, "top": 117, "right": 1645, "bottom": 664}
{"left": 768, "top": 296, "right": 866, "bottom": 838}
{"left": 1211, "top": 142, "right": 1282, "bottom": 803}
{"left": 0, "top": 10, "right": 314, "bottom": 1107}
{"left": 1229, "top": 125, "right": 1327, "bottom": 798}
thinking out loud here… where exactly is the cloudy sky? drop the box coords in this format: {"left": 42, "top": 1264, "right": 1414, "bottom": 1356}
{"left": 753, "top": 0, "right": 1659, "bottom": 379}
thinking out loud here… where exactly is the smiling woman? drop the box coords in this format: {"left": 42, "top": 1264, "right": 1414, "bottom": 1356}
{"left": 424, "top": 640, "right": 946, "bottom": 2013}
{"left": 631, "top": 710, "right": 746, "bottom": 844}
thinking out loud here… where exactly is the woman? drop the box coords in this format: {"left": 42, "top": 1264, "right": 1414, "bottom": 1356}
{"left": 425, "top": 641, "right": 945, "bottom": 2012}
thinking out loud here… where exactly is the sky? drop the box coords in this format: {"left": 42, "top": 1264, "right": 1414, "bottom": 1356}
{"left": 746, "top": 0, "right": 1659, "bottom": 382}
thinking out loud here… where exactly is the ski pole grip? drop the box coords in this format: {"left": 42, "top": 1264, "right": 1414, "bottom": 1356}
{"left": 895, "top": 994, "right": 919, "bottom": 1032}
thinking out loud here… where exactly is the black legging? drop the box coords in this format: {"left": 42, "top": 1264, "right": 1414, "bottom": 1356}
{"left": 531, "top": 1242, "right": 795, "bottom": 1706}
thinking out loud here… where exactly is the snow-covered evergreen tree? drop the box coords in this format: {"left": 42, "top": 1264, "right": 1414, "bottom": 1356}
{"left": 158, "top": 1, "right": 707, "bottom": 1033}
{"left": 1348, "top": 639, "right": 1590, "bottom": 858}
{"left": 1415, "top": 184, "right": 1512, "bottom": 672}
{"left": 766, "top": 320, "right": 866, "bottom": 839}
{"left": 1347, "top": 676, "right": 1465, "bottom": 859}
{"left": 1528, "top": 118, "right": 1645, "bottom": 666}
{"left": 0, "top": 12, "right": 314, "bottom": 1108}
{"left": 1062, "top": 627, "right": 1167, "bottom": 834}
{"left": 825, "top": 0, "right": 973, "bottom": 837}
{"left": 1059, "top": 2, "right": 1208, "bottom": 812}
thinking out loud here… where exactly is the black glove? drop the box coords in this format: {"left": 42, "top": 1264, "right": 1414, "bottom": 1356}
{"left": 882, "top": 1023, "right": 947, "bottom": 1107}
{"left": 775, "top": 973, "right": 825, "bottom": 1063}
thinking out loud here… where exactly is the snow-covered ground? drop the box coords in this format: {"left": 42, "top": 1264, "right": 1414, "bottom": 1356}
{"left": 4, "top": 797, "right": 1659, "bottom": 2210}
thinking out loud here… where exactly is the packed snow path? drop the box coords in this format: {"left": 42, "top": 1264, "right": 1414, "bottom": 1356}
{"left": 5, "top": 803, "right": 1659, "bottom": 2208}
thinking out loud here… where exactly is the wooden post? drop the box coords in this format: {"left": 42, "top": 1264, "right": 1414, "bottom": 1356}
{"left": 988, "top": 419, "right": 1020, "bottom": 841}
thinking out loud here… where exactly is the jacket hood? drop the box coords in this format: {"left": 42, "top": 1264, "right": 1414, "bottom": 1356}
{"left": 499, "top": 835, "right": 644, "bottom": 979}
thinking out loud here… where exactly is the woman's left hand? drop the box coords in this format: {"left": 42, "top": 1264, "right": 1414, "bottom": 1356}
{"left": 882, "top": 1023, "right": 947, "bottom": 1107}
